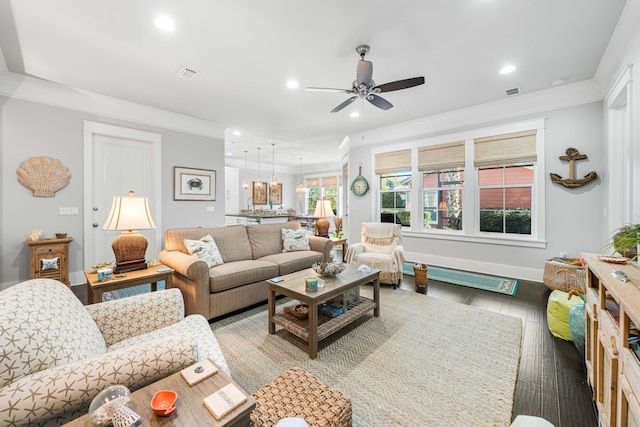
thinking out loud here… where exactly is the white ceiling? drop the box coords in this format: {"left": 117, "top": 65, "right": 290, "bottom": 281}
{"left": 0, "top": 0, "right": 627, "bottom": 170}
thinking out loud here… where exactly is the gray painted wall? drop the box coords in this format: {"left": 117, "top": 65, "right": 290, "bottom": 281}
{"left": 1, "top": 97, "right": 224, "bottom": 288}
{"left": 346, "top": 102, "right": 605, "bottom": 281}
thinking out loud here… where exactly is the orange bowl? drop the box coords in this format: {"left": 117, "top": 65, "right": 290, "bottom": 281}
{"left": 151, "top": 390, "right": 177, "bottom": 416}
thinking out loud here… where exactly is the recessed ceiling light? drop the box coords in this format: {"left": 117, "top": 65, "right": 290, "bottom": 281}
{"left": 551, "top": 78, "right": 566, "bottom": 86}
{"left": 154, "top": 16, "right": 175, "bottom": 32}
{"left": 350, "top": 111, "right": 360, "bottom": 118}
{"left": 499, "top": 65, "right": 516, "bottom": 74}
{"left": 233, "top": 131, "right": 241, "bottom": 136}
{"left": 227, "top": 152, "right": 233, "bottom": 156}
{"left": 286, "top": 80, "right": 299, "bottom": 89}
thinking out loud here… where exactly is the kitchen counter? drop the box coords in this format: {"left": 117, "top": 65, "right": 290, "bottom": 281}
{"left": 225, "top": 213, "right": 291, "bottom": 225}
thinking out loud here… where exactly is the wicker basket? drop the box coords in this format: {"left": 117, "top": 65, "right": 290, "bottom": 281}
{"left": 413, "top": 263, "right": 428, "bottom": 292}
{"left": 543, "top": 261, "right": 586, "bottom": 293}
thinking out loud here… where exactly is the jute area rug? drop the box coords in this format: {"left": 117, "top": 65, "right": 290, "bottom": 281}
{"left": 211, "top": 287, "right": 522, "bottom": 427}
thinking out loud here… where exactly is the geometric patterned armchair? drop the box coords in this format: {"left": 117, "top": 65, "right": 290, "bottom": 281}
{"left": 346, "top": 222, "right": 405, "bottom": 288}
{"left": 0, "top": 279, "right": 228, "bottom": 427}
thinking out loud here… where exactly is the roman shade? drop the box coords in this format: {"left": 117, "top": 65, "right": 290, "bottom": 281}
{"left": 322, "top": 176, "right": 338, "bottom": 187}
{"left": 474, "top": 130, "right": 537, "bottom": 167}
{"left": 306, "top": 178, "right": 320, "bottom": 188}
{"left": 375, "top": 149, "right": 412, "bottom": 175}
{"left": 418, "top": 142, "right": 465, "bottom": 171}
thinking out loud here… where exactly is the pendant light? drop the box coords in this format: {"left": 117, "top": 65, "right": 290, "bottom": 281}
{"left": 255, "top": 147, "right": 263, "bottom": 188}
{"left": 270, "top": 143, "right": 278, "bottom": 189}
{"left": 242, "top": 150, "right": 249, "bottom": 189}
{"left": 296, "top": 158, "right": 306, "bottom": 193}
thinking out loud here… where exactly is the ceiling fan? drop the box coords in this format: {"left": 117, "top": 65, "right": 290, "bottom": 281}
{"left": 307, "top": 44, "right": 425, "bottom": 113}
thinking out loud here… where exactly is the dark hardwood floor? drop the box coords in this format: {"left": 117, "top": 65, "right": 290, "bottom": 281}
{"left": 72, "top": 266, "right": 597, "bottom": 427}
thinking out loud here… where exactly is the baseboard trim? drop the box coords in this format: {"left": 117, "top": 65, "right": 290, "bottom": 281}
{"left": 404, "top": 251, "right": 543, "bottom": 283}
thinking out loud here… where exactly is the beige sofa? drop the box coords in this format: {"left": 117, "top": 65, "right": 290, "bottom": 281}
{"left": 0, "top": 279, "right": 227, "bottom": 427}
{"left": 159, "top": 221, "right": 333, "bottom": 320}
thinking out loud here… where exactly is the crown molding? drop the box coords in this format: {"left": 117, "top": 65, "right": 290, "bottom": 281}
{"left": 348, "top": 79, "right": 603, "bottom": 147}
{"left": 0, "top": 71, "right": 225, "bottom": 138}
{"left": 595, "top": 0, "right": 640, "bottom": 93}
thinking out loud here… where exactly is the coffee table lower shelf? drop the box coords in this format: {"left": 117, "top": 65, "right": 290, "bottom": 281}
{"left": 272, "top": 296, "right": 376, "bottom": 342}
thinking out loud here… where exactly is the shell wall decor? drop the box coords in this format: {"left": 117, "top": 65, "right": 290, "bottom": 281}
{"left": 17, "top": 156, "right": 71, "bottom": 197}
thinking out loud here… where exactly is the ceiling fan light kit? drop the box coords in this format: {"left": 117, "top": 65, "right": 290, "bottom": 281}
{"left": 308, "top": 44, "right": 425, "bottom": 113}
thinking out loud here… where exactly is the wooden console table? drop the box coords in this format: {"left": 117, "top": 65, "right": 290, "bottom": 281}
{"left": 583, "top": 253, "right": 640, "bottom": 426}
{"left": 25, "top": 237, "right": 73, "bottom": 286}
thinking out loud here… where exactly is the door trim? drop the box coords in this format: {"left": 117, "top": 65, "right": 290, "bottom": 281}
{"left": 83, "top": 121, "right": 162, "bottom": 269}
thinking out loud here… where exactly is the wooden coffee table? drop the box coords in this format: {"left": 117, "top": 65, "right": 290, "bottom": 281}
{"left": 64, "top": 359, "right": 255, "bottom": 427}
{"left": 268, "top": 264, "right": 380, "bottom": 359}
{"left": 85, "top": 264, "right": 173, "bottom": 304}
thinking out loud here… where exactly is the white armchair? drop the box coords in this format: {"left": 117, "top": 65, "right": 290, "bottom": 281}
{"left": 346, "top": 222, "right": 406, "bottom": 288}
{"left": 0, "top": 279, "right": 228, "bottom": 427}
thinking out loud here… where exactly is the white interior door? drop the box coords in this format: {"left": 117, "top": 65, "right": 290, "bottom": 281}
{"left": 83, "top": 122, "right": 162, "bottom": 269}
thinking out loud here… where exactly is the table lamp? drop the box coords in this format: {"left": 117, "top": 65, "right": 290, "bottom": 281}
{"left": 103, "top": 191, "right": 156, "bottom": 273}
{"left": 313, "top": 199, "right": 334, "bottom": 238}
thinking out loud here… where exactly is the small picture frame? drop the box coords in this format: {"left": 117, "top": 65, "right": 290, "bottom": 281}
{"left": 174, "top": 167, "right": 216, "bottom": 201}
{"left": 252, "top": 181, "right": 268, "bottom": 205}
{"left": 269, "top": 183, "right": 283, "bottom": 205}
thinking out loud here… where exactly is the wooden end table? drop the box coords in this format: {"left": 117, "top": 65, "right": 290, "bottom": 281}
{"left": 267, "top": 264, "right": 380, "bottom": 359}
{"left": 85, "top": 264, "right": 173, "bottom": 304}
{"left": 63, "top": 359, "right": 255, "bottom": 427}
{"left": 330, "top": 237, "right": 348, "bottom": 262}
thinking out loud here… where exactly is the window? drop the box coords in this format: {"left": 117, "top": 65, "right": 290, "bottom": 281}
{"left": 423, "top": 169, "right": 464, "bottom": 230}
{"left": 478, "top": 164, "right": 533, "bottom": 234}
{"left": 380, "top": 174, "right": 411, "bottom": 225}
{"left": 306, "top": 176, "right": 339, "bottom": 215}
{"left": 419, "top": 141, "right": 465, "bottom": 231}
{"left": 474, "top": 130, "right": 537, "bottom": 237}
{"left": 375, "top": 149, "right": 412, "bottom": 226}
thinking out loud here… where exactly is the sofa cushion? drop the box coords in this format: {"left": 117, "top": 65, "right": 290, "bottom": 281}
{"left": 0, "top": 279, "right": 107, "bottom": 388}
{"left": 209, "top": 260, "right": 279, "bottom": 293}
{"left": 247, "top": 222, "right": 301, "bottom": 259}
{"left": 184, "top": 234, "right": 224, "bottom": 267}
{"left": 260, "top": 251, "right": 326, "bottom": 275}
{"left": 282, "top": 228, "right": 311, "bottom": 252}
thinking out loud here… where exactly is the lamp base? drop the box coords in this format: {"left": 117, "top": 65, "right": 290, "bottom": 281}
{"left": 315, "top": 217, "right": 330, "bottom": 238}
{"left": 112, "top": 231, "right": 148, "bottom": 273}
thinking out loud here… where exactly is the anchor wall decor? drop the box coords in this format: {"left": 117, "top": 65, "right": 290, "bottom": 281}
{"left": 549, "top": 147, "right": 597, "bottom": 188}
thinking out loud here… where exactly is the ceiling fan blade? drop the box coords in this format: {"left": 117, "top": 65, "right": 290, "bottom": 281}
{"left": 367, "top": 93, "right": 393, "bottom": 110}
{"left": 357, "top": 60, "right": 373, "bottom": 86}
{"left": 375, "top": 76, "right": 425, "bottom": 93}
{"left": 331, "top": 96, "right": 357, "bottom": 113}
{"left": 306, "top": 87, "right": 353, "bottom": 94}
{"left": 367, "top": 94, "right": 393, "bottom": 110}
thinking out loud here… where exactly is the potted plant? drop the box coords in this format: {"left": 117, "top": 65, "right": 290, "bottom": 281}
{"left": 606, "top": 224, "right": 640, "bottom": 260}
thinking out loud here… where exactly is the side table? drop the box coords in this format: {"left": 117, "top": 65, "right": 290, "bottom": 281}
{"left": 330, "top": 237, "right": 348, "bottom": 262}
{"left": 25, "top": 237, "right": 73, "bottom": 286}
{"left": 63, "top": 359, "right": 255, "bottom": 427}
{"left": 85, "top": 264, "right": 173, "bottom": 304}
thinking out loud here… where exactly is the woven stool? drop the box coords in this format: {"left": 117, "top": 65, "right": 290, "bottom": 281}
{"left": 250, "top": 367, "right": 352, "bottom": 427}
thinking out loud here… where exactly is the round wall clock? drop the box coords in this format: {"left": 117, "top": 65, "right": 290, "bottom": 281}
{"left": 351, "top": 166, "right": 369, "bottom": 196}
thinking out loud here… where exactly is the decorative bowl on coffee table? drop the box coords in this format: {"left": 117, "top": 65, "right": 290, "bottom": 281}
{"left": 312, "top": 262, "right": 346, "bottom": 277}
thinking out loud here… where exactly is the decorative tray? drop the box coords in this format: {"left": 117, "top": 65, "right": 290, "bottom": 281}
{"left": 598, "top": 256, "right": 630, "bottom": 264}
{"left": 283, "top": 304, "right": 309, "bottom": 320}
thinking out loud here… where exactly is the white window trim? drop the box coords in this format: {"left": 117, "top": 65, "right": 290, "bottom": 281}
{"left": 372, "top": 118, "right": 547, "bottom": 248}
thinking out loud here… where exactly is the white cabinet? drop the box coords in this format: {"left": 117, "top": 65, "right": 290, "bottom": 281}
{"left": 225, "top": 167, "right": 239, "bottom": 214}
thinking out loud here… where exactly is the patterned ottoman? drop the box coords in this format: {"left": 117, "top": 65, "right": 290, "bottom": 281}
{"left": 250, "top": 367, "right": 352, "bottom": 427}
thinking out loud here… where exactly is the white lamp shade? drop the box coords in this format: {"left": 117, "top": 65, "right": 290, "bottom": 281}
{"left": 103, "top": 195, "right": 156, "bottom": 231}
{"left": 313, "top": 199, "right": 335, "bottom": 218}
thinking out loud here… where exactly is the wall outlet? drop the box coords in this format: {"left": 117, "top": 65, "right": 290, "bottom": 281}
{"left": 206, "top": 206, "right": 215, "bottom": 213}
{"left": 59, "top": 207, "right": 79, "bottom": 215}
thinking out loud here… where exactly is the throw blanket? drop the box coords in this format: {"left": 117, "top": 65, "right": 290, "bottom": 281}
{"left": 364, "top": 222, "right": 395, "bottom": 246}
